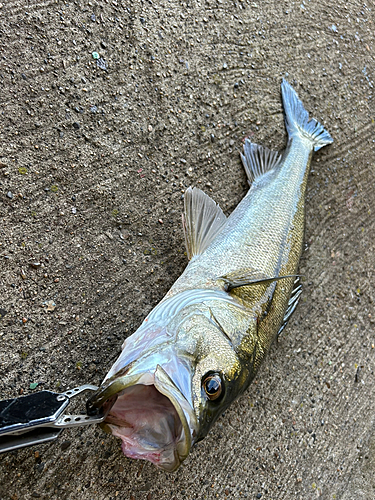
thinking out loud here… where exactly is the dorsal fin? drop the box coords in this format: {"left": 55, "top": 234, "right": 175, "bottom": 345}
{"left": 240, "top": 141, "right": 282, "bottom": 185}
{"left": 183, "top": 187, "right": 227, "bottom": 260}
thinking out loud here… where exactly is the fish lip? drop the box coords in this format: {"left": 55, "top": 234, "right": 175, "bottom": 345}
{"left": 87, "top": 366, "right": 197, "bottom": 471}
{"left": 153, "top": 364, "right": 196, "bottom": 466}
{"left": 86, "top": 372, "right": 139, "bottom": 411}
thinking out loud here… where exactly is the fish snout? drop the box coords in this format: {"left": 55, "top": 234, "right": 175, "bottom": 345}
{"left": 86, "top": 358, "right": 198, "bottom": 471}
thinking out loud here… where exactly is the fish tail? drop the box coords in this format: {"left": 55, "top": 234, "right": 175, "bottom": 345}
{"left": 281, "top": 79, "right": 333, "bottom": 151}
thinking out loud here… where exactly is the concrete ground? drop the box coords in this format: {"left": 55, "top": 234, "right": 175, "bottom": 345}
{"left": 0, "top": 0, "right": 374, "bottom": 499}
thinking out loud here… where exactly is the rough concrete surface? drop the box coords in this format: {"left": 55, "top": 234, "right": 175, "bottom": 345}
{"left": 0, "top": 0, "right": 374, "bottom": 499}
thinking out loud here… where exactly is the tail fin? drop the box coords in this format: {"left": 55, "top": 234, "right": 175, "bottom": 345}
{"left": 281, "top": 79, "right": 333, "bottom": 151}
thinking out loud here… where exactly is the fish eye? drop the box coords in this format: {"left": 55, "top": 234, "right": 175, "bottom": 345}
{"left": 202, "top": 373, "right": 223, "bottom": 401}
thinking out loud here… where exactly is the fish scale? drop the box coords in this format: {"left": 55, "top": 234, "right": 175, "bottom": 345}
{"left": 178, "top": 139, "right": 313, "bottom": 286}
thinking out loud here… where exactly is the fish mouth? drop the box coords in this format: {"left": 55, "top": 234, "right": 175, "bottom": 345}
{"left": 88, "top": 365, "right": 196, "bottom": 472}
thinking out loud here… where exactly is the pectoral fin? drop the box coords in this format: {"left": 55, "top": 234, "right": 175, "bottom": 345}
{"left": 183, "top": 187, "right": 227, "bottom": 260}
{"left": 219, "top": 269, "right": 298, "bottom": 292}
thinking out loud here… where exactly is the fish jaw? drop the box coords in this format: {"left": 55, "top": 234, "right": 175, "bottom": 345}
{"left": 89, "top": 358, "right": 198, "bottom": 472}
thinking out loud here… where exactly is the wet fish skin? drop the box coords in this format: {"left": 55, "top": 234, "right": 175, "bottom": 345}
{"left": 88, "top": 80, "right": 333, "bottom": 471}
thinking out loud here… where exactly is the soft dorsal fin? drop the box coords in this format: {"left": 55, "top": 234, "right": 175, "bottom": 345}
{"left": 183, "top": 187, "right": 227, "bottom": 260}
{"left": 219, "top": 268, "right": 298, "bottom": 292}
{"left": 240, "top": 141, "right": 282, "bottom": 185}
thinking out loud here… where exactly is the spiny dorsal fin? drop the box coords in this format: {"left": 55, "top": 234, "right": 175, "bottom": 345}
{"left": 240, "top": 141, "right": 282, "bottom": 185}
{"left": 183, "top": 187, "right": 227, "bottom": 260}
{"left": 219, "top": 269, "right": 298, "bottom": 292}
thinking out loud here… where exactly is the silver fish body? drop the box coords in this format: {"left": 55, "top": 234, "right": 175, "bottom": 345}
{"left": 88, "top": 80, "right": 333, "bottom": 471}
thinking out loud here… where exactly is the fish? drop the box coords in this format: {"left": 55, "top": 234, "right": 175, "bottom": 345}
{"left": 87, "top": 80, "right": 333, "bottom": 472}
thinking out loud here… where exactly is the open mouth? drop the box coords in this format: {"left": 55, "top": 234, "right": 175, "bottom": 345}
{"left": 93, "top": 365, "right": 196, "bottom": 472}
{"left": 104, "top": 383, "right": 186, "bottom": 471}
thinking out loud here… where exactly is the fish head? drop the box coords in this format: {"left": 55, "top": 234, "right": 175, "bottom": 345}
{"left": 88, "top": 291, "right": 256, "bottom": 471}
{"left": 183, "top": 305, "right": 255, "bottom": 443}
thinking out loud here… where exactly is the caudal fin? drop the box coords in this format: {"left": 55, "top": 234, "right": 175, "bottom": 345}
{"left": 281, "top": 79, "right": 333, "bottom": 151}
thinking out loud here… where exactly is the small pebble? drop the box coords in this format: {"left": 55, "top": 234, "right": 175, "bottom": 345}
{"left": 92, "top": 51, "right": 100, "bottom": 60}
{"left": 61, "top": 440, "right": 72, "bottom": 451}
{"left": 44, "top": 300, "right": 56, "bottom": 312}
{"left": 97, "top": 58, "right": 107, "bottom": 70}
{"left": 6, "top": 191, "right": 13, "bottom": 199}
{"left": 36, "top": 463, "right": 45, "bottom": 473}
